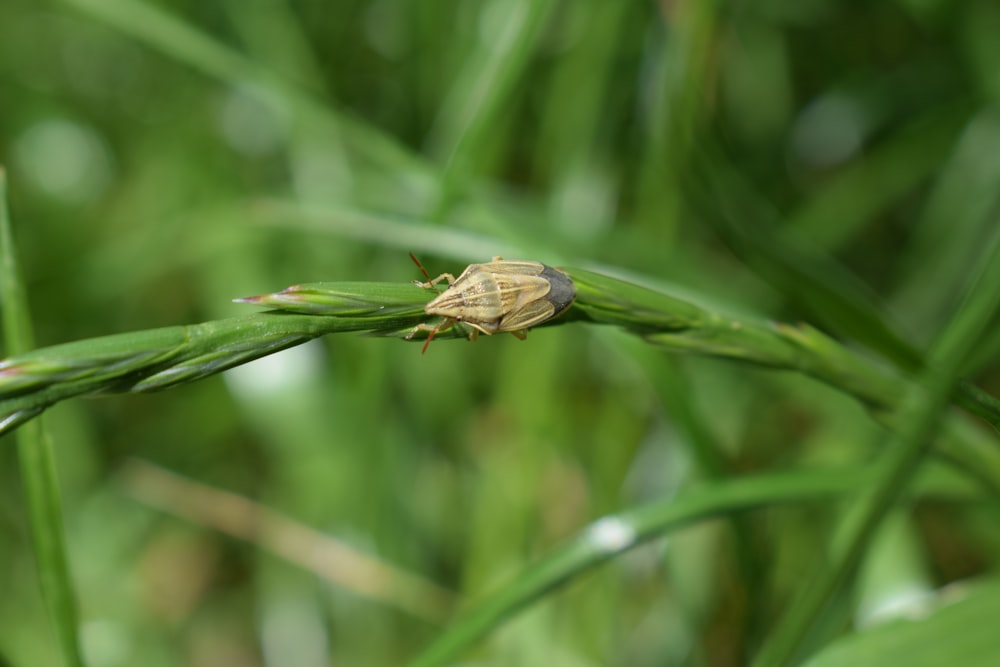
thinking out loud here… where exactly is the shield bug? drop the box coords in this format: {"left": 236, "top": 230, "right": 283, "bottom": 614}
{"left": 406, "top": 254, "right": 576, "bottom": 353}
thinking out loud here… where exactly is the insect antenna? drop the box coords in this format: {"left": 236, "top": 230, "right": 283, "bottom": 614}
{"left": 409, "top": 252, "right": 437, "bottom": 289}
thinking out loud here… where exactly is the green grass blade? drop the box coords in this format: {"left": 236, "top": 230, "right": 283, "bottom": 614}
{"left": 788, "top": 104, "right": 969, "bottom": 250}
{"left": 802, "top": 578, "right": 1000, "bottom": 667}
{"left": 409, "top": 468, "right": 870, "bottom": 667}
{"left": 633, "top": 1, "right": 719, "bottom": 237}
{"left": 63, "top": 0, "right": 431, "bottom": 183}
{"left": 0, "top": 283, "right": 436, "bottom": 434}
{"left": 690, "top": 147, "right": 925, "bottom": 372}
{"left": 891, "top": 108, "right": 1000, "bottom": 338}
{"left": 753, "top": 224, "right": 1000, "bottom": 666}
{"left": 567, "top": 267, "right": 904, "bottom": 413}
{"left": 5, "top": 267, "right": 1000, "bottom": 442}
{"left": 427, "top": 0, "right": 556, "bottom": 174}
{"left": 0, "top": 169, "right": 84, "bottom": 666}
{"left": 249, "top": 198, "right": 523, "bottom": 263}
{"left": 685, "top": 146, "right": 1000, "bottom": 429}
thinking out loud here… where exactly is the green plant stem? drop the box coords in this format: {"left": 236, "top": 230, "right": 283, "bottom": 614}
{"left": 1, "top": 168, "right": 85, "bottom": 666}
{"left": 2, "top": 237, "right": 999, "bottom": 666}
{"left": 751, "top": 227, "right": 1000, "bottom": 666}
{"left": 565, "top": 268, "right": 1000, "bottom": 428}
{"left": 566, "top": 267, "right": 902, "bottom": 411}
{"left": 409, "top": 467, "right": 872, "bottom": 667}
{"left": 1, "top": 282, "right": 437, "bottom": 435}
{"left": 4, "top": 269, "right": 1000, "bottom": 444}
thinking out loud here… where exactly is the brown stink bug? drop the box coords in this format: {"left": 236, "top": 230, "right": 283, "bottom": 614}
{"left": 405, "top": 254, "right": 576, "bottom": 353}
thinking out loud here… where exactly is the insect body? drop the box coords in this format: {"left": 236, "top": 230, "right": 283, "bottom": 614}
{"left": 406, "top": 255, "right": 576, "bottom": 353}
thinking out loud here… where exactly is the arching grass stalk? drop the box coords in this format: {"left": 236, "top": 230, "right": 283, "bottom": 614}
{"left": 0, "top": 282, "right": 435, "bottom": 435}
{"left": 566, "top": 268, "right": 902, "bottom": 412}
{"left": 2, "top": 266, "right": 999, "bottom": 439}
{"left": 1, "top": 169, "right": 85, "bottom": 666}
{"left": 409, "top": 467, "right": 872, "bottom": 667}
{"left": 752, "top": 222, "right": 1000, "bottom": 667}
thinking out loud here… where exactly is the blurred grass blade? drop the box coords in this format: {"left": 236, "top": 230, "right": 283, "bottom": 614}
{"left": 409, "top": 468, "right": 869, "bottom": 667}
{"left": 788, "top": 104, "right": 969, "bottom": 250}
{"left": 754, "top": 220, "right": 1000, "bottom": 666}
{"left": 427, "top": 0, "right": 556, "bottom": 173}
{"left": 690, "top": 144, "right": 923, "bottom": 370}
{"left": 687, "top": 144, "right": 1000, "bottom": 429}
{"left": 567, "top": 268, "right": 1000, "bottom": 495}
{"left": 801, "top": 578, "right": 1000, "bottom": 667}
{"left": 118, "top": 459, "right": 455, "bottom": 623}
{"left": 249, "top": 199, "right": 523, "bottom": 264}
{"left": 0, "top": 169, "right": 32, "bottom": 354}
{"left": 633, "top": 0, "right": 719, "bottom": 238}
{"left": 64, "top": 0, "right": 432, "bottom": 186}
{"left": 0, "top": 168, "right": 85, "bottom": 666}
{"left": 892, "top": 107, "right": 1000, "bottom": 338}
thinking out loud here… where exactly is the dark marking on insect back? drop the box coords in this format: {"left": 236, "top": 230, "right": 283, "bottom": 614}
{"left": 539, "top": 265, "right": 576, "bottom": 317}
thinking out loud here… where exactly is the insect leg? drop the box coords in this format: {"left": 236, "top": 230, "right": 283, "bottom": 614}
{"left": 413, "top": 273, "right": 456, "bottom": 289}
{"left": 409, "top": 252, "right": 456, "bottom": 289}
{"left": 406, "top": 319, "right": 456, "bottom": 354}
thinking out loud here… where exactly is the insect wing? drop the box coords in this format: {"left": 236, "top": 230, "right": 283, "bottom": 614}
{"left": 499, "top": 296, "right": 557, "bottom": 331}
{"left": 477, "top": 260, "right": 547, "bottom": 277}
{"left": 493, "top": 272, "right": 551, "bottom": 313}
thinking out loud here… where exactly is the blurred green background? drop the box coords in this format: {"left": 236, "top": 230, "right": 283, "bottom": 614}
{"left": 2, "top": 0, "right": 1000, "bottom": 665}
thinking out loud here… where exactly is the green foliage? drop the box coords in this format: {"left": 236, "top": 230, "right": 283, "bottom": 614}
{"left": 2, "top": 0, "right": 1000, "bottom": 666}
